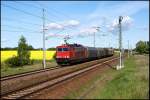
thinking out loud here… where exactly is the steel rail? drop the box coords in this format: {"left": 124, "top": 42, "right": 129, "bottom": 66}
{"left": 1, "top": 66, "right": 60, "bottom": 81}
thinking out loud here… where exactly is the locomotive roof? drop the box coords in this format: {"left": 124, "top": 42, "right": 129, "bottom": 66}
{"left": 58, "top": 43, "right": 84, "bottom": 47}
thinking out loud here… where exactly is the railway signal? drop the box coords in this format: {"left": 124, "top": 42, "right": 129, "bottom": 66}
{"left": 117, "top": 16, "right": 124, "bottom": 70}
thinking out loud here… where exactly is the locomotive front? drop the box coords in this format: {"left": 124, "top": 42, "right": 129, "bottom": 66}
{"left": 56, "top": 44, "right": 71, "bottom": 65}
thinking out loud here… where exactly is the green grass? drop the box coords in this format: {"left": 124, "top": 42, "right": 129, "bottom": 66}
{"left": 64, "top": 55, "right": 149, "bottom": 99}
{"left": 87, "top": 55, "right": 149, "bottom": 99}
{"left": 1, "top": 59, "right": 57, "bottom": 77}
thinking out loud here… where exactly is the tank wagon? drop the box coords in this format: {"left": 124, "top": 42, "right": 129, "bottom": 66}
{"left": 56, "top": 44, "right": 114, "bottom": 65}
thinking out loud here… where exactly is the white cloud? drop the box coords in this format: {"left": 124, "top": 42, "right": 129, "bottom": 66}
{"left": 64, "top": 20, "right": 80, "bottom": 27}
{"left": 45, "top": 20, "right": 80, "bottom": 30}
{"left": 45, "top": 23, "right": 63, "bottom": 30}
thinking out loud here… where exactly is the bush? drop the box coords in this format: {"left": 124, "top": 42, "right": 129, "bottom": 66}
{"left": 5, "top": 56, "right": 34, "bottom": 67}
{"left": 5, "top": 56, "right": 20, "bottom": 67}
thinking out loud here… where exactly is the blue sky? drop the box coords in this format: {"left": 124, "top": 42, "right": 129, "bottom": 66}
{"left": 1, "top": 1, "right": 149, "bottom": 49}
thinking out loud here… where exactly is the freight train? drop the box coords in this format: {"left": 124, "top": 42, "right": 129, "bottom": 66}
{"left": 56, "top": 43, "right": 114, "bottom": 65}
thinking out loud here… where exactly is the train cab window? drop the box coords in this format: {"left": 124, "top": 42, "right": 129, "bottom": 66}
{"left": 57, "top": 48, "right": 62, "bottom": 51}
{"left": 63, "top": 48, "right": 69, "bottom": 51}
{"left": 57, "top": 48, "right": 69, "bottom": 51}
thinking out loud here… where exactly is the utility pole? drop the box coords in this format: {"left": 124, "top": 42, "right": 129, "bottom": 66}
{"left": 117, "top": 16, "right": 124, "bottom": 70}
{"left": 42, "top": 8, "right": 46, "bottom": 69}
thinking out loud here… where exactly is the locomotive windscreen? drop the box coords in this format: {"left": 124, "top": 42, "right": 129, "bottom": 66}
{"left": 57, "top": 48, "right": 69, "bottom": 51}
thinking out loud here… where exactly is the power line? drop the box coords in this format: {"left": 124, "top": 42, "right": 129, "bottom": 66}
{"left": 13, "top": 1, "right": 61, "bottom": 21}
{"left": 2, "top": 2, "right": 55, "bottom": 25}
{"left": 2, "top": 2, "right": 79, "bottom": 37}
{"left": 33, "top": 1, "right": 79, "bottom": 31}
{"left": 13, "top": 1, "right": 42, "bottom": 10}
{"left": 34, "top": 2, "right": 66, "bottom": 21}
{"left": 12, "top": 1, "right": 63, "bottom": 21}
{"left": 2, "top": 3, "right": 74, "bottom": 31}
{"left": 1, "top": 25, "right": 40, "bottom": 33}
{"left": 1, "top": 3, "right": 42, "bottom": 19}
{"left": 34, "top": 1, "right": 75, "bottom": 20}
{"left": 1, "top": 30, "right": 40, "bottom": 33}
{"left": 2, "top": 17, "right": 42, "bottom": 26}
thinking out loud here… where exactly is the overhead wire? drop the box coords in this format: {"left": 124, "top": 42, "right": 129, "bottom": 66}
{"left": 2, "top": 17, "right": 42, "bottom": 26}
{"left": 1, "top": 3, "right": 42, "bottom": 19}
{"left": 1, "top": 25, "right": 41, "bottom": 33}
{"left": 2, "top": 2, "right": 102, "bottom": 40}
{"left": 13, "top": 1, "right": 42, "bottom": 10}
{"left": 2, "top": 3, "right": 73, "bottom": 33}
{"left": 2, "top": 3, "right": 61, "bottom": 27}
{"left": 1, "top": 30, "right": 40, "bottom": 33}
{"left": 34, "top": 1, "right": 75, "bottom": 20}
{"left": 1, "top": 3, "right": 50, "bottom": 35}
{"left": 12, "top": 1, "right": 61, "bottom": 21}
{"left": 32, "top": 1, "right": 79, "bottom": 31}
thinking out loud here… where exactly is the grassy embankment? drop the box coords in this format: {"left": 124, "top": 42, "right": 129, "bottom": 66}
{"left": 1, "top": 50, "right": 57, "bottom": 77}
{"left": 64, "top": 54, "right": 149, "bottom": 99}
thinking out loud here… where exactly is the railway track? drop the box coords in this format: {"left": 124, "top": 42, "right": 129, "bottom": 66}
{"left": 1, "top": 66, "right": 60, "bottom": 81}
{"left": 1, "top": 56, "right": 120, "bottom": 99}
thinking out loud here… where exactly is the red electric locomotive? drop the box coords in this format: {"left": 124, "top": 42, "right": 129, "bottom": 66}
{"left": 56, "top": 44, "right": 87, "bottom": 65}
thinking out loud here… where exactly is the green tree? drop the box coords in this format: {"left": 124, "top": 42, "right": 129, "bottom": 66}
{"left": 28, "top": 45, "right": 34, "bottom": 50}
{"left": 145, "top": 41, "right": 149, "bottom": 54}
{"left": 136, "top": 41, "right": 148, "bottom": 54}
{"left": 18, "top": 35, "right": 31, "bottom": 65}
{"left": 5, "top": 35, "right": 33, "bottom": 67}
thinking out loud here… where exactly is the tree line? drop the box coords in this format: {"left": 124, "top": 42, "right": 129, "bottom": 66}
{"left": 135, "top": 41, "right": 149, "bottom": 54}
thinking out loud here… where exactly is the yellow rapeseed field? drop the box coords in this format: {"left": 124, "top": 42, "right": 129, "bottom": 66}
{"left": 1, "top": 50, "right": 56, "bottom": 62}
